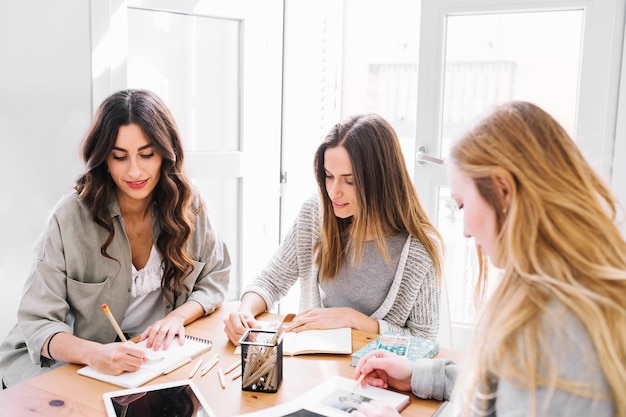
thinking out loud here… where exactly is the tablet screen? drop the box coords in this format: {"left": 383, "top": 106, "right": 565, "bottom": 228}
{"left": 103, "top": 379, "right": 216, "bottom": 417}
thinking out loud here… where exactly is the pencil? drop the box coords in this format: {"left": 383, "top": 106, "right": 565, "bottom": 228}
{"left": 101, "top": 304, "right": 127, "bottom": 342}
{"left": 188, "top": 359, "right": 203, "bottom": 378}
{"left": 200, "top": 355, "right": 219, "bottom": 376}
{"left": 218, "top": 367, "right": 226, "bottom": 389}
{"left": 239, "top": 314, "right": 250, "bottom": 330}
{"left": 224, "top": 360, "right": 241, "bottom": 374}
{"left": 353, "top": 373, "right": 366, "bottom": 392}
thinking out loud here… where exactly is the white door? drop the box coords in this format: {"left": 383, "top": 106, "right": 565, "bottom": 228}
{"left": 90, "top": 0, "right": 284, "bottom": 299}
{"left": 414, "top": 0, "right": 625, "bottom": 350}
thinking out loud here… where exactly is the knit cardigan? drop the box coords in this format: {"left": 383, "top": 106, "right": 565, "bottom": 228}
{"left": 243, "top": 196, "right": 440, "bottom": 339}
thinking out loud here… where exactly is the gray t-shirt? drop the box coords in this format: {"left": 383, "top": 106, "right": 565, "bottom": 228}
{"left": 319, "top": 231, "right": 409, "bottom": 315}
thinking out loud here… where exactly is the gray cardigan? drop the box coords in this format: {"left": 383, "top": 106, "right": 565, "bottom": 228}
{"left": 411, "top": 304, "right": 614, "bottom": 416}
{"left": 0, "top": 191, "right": 230, "bottom": 386}
{"left": 243, "top": 196, "right": 440, "bottom": 339}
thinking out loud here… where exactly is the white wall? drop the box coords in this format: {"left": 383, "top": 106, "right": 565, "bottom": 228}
{"left": 0, "top": 1, "right": 92, "bottom": 339}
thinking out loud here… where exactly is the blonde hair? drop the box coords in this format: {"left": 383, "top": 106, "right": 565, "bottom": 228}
{"left": 449, "top": 101, "right": 626, "bottom": 416}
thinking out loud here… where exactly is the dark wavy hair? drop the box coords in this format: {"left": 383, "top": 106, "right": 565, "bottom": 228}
{"left": 313, "top": 113, "right": 443, "bottom": 281}
{"left": 75, "top": 89, "right": 197, "bottom": 300}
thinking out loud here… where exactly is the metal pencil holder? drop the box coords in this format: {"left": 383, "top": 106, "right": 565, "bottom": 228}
{"left": 239, "top": 329, "right": 283, "bottom": 393}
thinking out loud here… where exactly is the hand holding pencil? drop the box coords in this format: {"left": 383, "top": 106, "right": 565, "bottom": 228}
{"left": 352, "top": 349, "right": 414, "bottom": 393}
{"left": 93, "top": 304, "right": 147, "bottom": 374}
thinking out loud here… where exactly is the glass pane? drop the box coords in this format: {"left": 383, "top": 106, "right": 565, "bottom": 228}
{"left": 127, "top": 8, "right": 239, "bottom": 152}
{"left": 341, "top": 0, "right": 421, "bottom": 170}
{"left": 192, "top": 177, "right": 240, "bottom": 300}
{"left": 127, "top": 8, "right": 243, "bottom": 297}
{"left": 438, "top": 10, "right": 583, "bottom": 325}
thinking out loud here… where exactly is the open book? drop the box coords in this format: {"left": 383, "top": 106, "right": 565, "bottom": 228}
{"left": 77, "top": 335, "right": 212, "bottom": 388}
{"left": 234, "top": 375, "right": 410, "bottom": 416}
{"left": 282, "top": 327, "right": 352, "bottom": 356}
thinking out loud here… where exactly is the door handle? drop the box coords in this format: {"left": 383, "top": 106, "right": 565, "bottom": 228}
{"left": 416, "top": 145, "right": 444, "bottom": 166}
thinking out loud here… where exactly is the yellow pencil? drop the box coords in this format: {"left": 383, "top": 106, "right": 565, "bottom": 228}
{"left": 101, "top": 304, "right": 127, "bottom": 342}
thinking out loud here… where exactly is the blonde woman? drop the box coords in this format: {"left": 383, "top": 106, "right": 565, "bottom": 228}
{"left": 353, "top": 101, "right": 626, "bottom": 416}
{"left": 224, "top": 113, "right": 443, "bottom": 344}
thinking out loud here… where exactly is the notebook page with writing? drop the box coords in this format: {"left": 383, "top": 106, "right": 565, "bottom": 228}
{"left": 77, "top": 335, "right": 212, "bottom": 388}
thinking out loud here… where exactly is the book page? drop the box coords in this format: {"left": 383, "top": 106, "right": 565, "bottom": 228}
{"left": 282, "top": 328, "right": 352, "bottom": 356}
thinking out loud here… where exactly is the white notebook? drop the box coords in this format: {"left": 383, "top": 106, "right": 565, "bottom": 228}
{"left": 77, "top": 335, "right": 212, "bottom": 388}
{"left": 282, "top": 327, "right": 352, "bottom": 356}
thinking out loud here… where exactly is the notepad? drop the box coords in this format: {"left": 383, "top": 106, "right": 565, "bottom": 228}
{"left": 282, "top": 327, "right": 352, "bottom": 356}
{"left": 78, "top": 335, "right": 212, "bottom": 388}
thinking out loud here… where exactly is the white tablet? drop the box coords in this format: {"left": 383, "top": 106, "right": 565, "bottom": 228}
{"left": 103, "top": 379, "right": 217, "bottom": 417}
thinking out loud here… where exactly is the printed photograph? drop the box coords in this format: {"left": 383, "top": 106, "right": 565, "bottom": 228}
{"left": 320, "top": 389, "right": 373, "bottom": 413}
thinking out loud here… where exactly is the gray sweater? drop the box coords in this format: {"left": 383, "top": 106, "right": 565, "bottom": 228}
{"left": 411, "top": 304, "right": 614, "bottom": 416}
{"left": 243, "top": 196, "right": 441, "bottom": 339}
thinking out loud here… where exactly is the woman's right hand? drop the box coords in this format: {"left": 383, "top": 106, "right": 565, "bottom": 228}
{"left": 353, "top": 349, "right": 414, "bottom": 392}
{"left": 223, "top": 310, "right": 258, "bottom": 346}
{"left": 87, "top": 341, "right": 147, "bottom": 375}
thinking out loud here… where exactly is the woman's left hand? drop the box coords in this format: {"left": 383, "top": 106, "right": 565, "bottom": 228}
{"left": 286, "top": 307, "right": 377, "bottom": 333}
{"left": 138, "top": 316, "right": 186, "bottom": 350}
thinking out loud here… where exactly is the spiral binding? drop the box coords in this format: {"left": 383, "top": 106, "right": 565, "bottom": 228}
{"left": 185, "top": 335, "right": 212, "bottom": 346}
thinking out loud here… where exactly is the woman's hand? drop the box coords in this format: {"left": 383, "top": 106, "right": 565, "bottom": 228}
{"left": 351, "top": 401, "right": 401, "bottom": 417}
{"left": 138, "top": 300, "right": 205, "bottom": 350}
{"left": 138, "top": 315, "right": 186, "bottom": 350}
{"left": 354, "top": 349, "right": 414, "bottom": 392}
{"left": 223, "top": 310, "right": 260, "bottom": 345}
{"left": 286, "top": 307, "right": 379, "bottom": 334}
{"left": 223, "top": 293, "right": 268, "bottom": 345}
{"left": 87, "top": 341, "right": 147, "bottom": 375}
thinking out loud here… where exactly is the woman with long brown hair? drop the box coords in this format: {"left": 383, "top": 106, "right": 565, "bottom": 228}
{"left": 0, "top": 89, "right": 231, "bottom": 387}
{"left": 224, "top": 113, "right": 443, "bottom": 344}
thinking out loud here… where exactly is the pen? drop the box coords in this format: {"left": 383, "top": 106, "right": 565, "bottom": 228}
{"left": 163, "top": 357, "right": 192, "bottom": 375}
{"left": 189, "top": 359, "right": 203, "bottom": 378}
{"left": 200, "top": 355, "right": 220, "bottom": 376}
{"left": 218, "top": 367, "right": 226, "bottom": 389}
{"left": 353, "top": 373, "right": 366, "bottom": 392}
{"left": 224, "top": 360, "right": 241, "bottom": 374}
{"left": 101, "top": 304, "right": 127, "bottom": 342}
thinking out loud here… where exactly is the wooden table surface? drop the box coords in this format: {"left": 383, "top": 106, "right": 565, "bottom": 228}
{"left": 0, "top": 302, "right": 462, "bottom": 416}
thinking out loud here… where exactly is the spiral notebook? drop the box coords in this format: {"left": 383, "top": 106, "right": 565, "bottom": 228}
{"left": 77, "top": 335, "right": 212, "bottom": 388}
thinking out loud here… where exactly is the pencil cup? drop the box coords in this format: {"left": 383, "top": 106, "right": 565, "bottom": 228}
{"left": 239, "top": 329, "right": 283, "bottom": 393}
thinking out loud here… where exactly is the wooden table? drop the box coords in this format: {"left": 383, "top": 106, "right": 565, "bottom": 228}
{"left": 0, "top": 302, "right": 461, "bottom": 416}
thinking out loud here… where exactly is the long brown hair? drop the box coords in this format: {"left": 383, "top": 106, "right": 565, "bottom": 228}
{"left": 450, "top": 101, "right": 626, "bottom": 416}
{"left": 75, "top": 89, "right": 197, "bottom": 300}
{"left": 313, "top": 113, "right": 443, "bottom": 281}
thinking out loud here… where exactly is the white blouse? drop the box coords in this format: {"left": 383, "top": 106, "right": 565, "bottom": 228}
{"left": 120, "top": 246, "right": 166, "bottom": 337}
